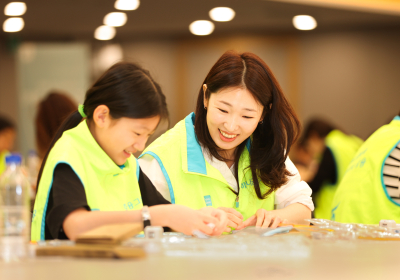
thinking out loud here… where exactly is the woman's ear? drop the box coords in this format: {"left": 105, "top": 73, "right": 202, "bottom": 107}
{"left": 203, "top": 84, "right": 209, "bottom": 108}
{"left": 92, "top": 105, "right": 111, "bottom": 128}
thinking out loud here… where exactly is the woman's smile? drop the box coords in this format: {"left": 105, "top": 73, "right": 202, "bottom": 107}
{"left": 219, "top": 129, "right": 238, "bottom": 142}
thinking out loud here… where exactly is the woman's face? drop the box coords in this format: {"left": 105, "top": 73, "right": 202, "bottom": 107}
{"left": 204, "top": 86, "right": 264, "bottom": 157}
{"left": 91, "top": 106, "right": 160, "bottom": 166}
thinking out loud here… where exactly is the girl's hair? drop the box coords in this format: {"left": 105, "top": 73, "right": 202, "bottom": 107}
{"left": 194, "top": 51, "right": 300, "bottom": 199}
{"left": 37, "top": 62, "right": 168, "bottom": 190}
{"left": 35, "top": 91, "right": 77, "bottom": 158}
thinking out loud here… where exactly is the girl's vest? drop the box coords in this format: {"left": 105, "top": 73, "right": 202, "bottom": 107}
{"left": 331, "top": 117, "right": 400, "bottom": 224}
{"left": 31, "top": 120, "right": 142, "bottom": 241}
{"left": 140, "top": 113, "right": 274, "bottom": 222}
{"left": 314, "top": 130, "right": 363, "bottom": 219}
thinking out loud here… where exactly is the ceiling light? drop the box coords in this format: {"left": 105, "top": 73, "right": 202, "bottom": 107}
{"left": 4, "top": 2, "right": 26, "bottom": 16}
{"left": 293, "top": 15, "right": 317, "bottom": 30}
{"left": 189, "top": 20, "right": 214, "bottom": 36}
{"left": 3, "top": 17, "right": 24, "bottom": 32}
{"left": 115, "top": 0, "right": 140, "bottom": 11}
{"left": 209, "top": 7, "right": 235, "bottom": 22}
{"left": 104, "top": 12, "right": 127, "bottom": 27}
{"left": 94, "top": 25, "right": 116, "bottom": 40}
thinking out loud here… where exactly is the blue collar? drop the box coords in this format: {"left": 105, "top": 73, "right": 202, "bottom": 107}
{"left": 184, "top": 112, "right": 251, "bottom": 175}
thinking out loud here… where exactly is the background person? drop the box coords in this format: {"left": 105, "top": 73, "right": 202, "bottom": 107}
{"left": 32, "top": 62, "right": 228, "bottom": 241}
{"left": 140, "top": 51, "right": 313, "bottom": 230}
{"left": 0, "top": 115, "right": 16, "bottom": 175}
{"left": 331, "top": 112, "right": 400, "bottom": 224}
{"left": 36, "top": 91, "right": 77, "bottom": 160}
{"left": 296, "top": 118, "right": 363, "bottom": 219}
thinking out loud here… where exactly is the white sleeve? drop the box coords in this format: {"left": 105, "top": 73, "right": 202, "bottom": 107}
{"left": 138, "top": 154, "right": 171, "bottom": 202}
{"left": 274, "top": 156, "right": 314, "bottom": 211}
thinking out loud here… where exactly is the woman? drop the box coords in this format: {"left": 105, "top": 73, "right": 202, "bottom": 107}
{"left": 297, "top": 118, "right": 363, "bottom": 219}
{"left": 139, "top": 51, "right": 313, "bottom": 229}
{"left": 32, "top": 62, "right": 227, "bottom": 241}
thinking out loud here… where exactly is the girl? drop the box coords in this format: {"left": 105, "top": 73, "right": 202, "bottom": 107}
{"left": 32, "top": 62, "right": 227, "bottom": 241}
{"left": 139, "top": 51, "right": 313, "bottom": 229}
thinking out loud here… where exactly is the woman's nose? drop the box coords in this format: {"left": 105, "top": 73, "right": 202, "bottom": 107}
{"left": 224, "top": 116, "right": 239, "bottom": 132}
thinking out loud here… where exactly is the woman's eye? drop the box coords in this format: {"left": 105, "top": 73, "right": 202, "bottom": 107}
{"left": 135, "top": 132, "right": 141, "bottom": 136}
{"left": 218, "top": 108, "right": 228, "bottom": 113}
{"left": 243, "top": 116, "right": 253, "bottom": 119}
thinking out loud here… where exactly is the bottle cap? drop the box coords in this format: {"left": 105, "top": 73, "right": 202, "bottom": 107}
{"left": 5, "top": 153, "right": 22, "bottom": 165}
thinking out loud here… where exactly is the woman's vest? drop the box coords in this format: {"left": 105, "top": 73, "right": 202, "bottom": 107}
{"left": 31, "top": 120, "right": 142, "bottom": 241}
{"left": 140, "top": 113, "right": 274, "bottom": 221}
{"left": 331, "top": 117, "right": 400, "bottom": 224}
{"left": 314, "top": 130, "right": 363, "bottom": 219}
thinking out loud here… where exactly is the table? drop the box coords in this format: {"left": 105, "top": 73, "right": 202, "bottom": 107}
{"left": 1, "top": 232, "right": 399, "bottom": 280}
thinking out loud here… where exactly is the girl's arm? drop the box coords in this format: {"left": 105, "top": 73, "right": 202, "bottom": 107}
{"left": 63, "top": 204, "right": 228, "bottom": 240}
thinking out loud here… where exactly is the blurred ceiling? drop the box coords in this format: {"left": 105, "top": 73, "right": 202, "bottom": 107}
{"left": 1, "top": 0, "right": 400, "bottom": 41}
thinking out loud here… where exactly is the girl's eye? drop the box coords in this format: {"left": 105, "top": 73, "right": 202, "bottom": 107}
{"left": 243, "top": 116, "right": 253, "bottom": 119}
{"left": 135, "top": 132, "right": 141, "bottom": 136}
{"left": 218, "top": 108, "right": 228, "bottom": 113}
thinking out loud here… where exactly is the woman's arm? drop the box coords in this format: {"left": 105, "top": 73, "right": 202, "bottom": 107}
{"left": 236, "top": 203, "right": 311, "bottom": 230}
{"left": 63, "top": 204, "right": 228, "bottom": 240}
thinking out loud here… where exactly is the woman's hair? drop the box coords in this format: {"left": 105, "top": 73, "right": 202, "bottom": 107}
{"left": 299, "top": 118, "right": 336, "bottom": 146}
{"left": 194, "top": 51, "right": 300, "bottom": 199}
{"left": 35, "top": 91, "right": 77, "bottom": 158}
{"left": 37, "top": 62, "right": 168, "bottom": 190}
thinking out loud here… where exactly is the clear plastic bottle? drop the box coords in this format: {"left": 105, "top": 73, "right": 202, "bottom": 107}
{"left": 0, "top": 153, "right": 30, "bottom": 262}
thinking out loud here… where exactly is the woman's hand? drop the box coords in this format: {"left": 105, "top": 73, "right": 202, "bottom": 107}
{"left": 198, "top": 207, "right": 230, "bottom": 235}
{"left": 151, "top": 205, "right": 226, "bottom": 236}
{"left": 217, "top": 207, "right": 243, "bottom": 230}
{"left": 236, "top": 209, "right": 287, "bottom": 230}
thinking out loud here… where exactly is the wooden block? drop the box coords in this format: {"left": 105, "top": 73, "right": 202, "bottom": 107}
{"left": 76, "top": 223, "right": 143, "bottom": 245}
{"left": 36, "top": 244, "right": 145, "bottom": 259}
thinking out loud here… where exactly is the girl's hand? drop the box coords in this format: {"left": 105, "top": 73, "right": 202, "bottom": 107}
{"left": 217, "top": 207, "right": 243, "bottom": 229}
{"left": 153, "top": 205, "right": 224, "bottom": 236}
{"left": 236, "top": 209, "right": 287, "bottom": 230}
{"left": 198, "top": 207, "right": 230, "bottom": 235}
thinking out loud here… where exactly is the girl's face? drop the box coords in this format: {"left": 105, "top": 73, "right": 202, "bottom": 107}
{"left": 91, "top": 106, "right": 160, "bottom": 166}
{"left": 204, "top": 86, "right": 264, "bottom": 158}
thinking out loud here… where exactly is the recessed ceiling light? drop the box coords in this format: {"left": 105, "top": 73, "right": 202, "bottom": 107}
{"left": 104, "top": 12, "right": 127, "bottom": 27}
{"left": 209, "top": 7, "right": 235, "bottom": 22}
{"left": 94, "top": 25, "right": 116, "bottom": 40}
{"left": 4, "top": 2, "right": 26, "bottom": 16}
{"left": 115, "top": 0, "right": 140, "bottom": 11}
{"left": 3, "top": 17, "right": 24, "bottom": 32}
{"left": 293, "top": 15, "right": 317, "bottom": 30}
{"left": 189, "top": 20, "right": 214, "bottom": 36}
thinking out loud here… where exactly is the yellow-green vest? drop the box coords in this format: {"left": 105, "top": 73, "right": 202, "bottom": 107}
{"left": 140, "top": 113, "right": 274, "bottom": 223}
{"left": 0, "top": 150, "right": 10, "bottom": 175}
{"left": 331, "top": 117, "right": 400, "bottom": 224}
{"left": 31, "top": 120, "right": 142, "bottom": 241}
{"left": 314, "top": 130, "right": 363, "bottom": 219}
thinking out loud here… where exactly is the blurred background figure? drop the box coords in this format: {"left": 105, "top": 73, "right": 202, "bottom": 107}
{"left": 35, "top": 91, "right": 77, "bottom": 160}
{"left": 0, "top": 115, "right": 16, "bottom": 175}
{"left": 292, "top": 118, "right": 363, "bottom": 219}
{"left": 331, "top": 112, "right": 400, "bottom": 224}
{"left": 28, "top": 91, "right": 77, "bottom": 195}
